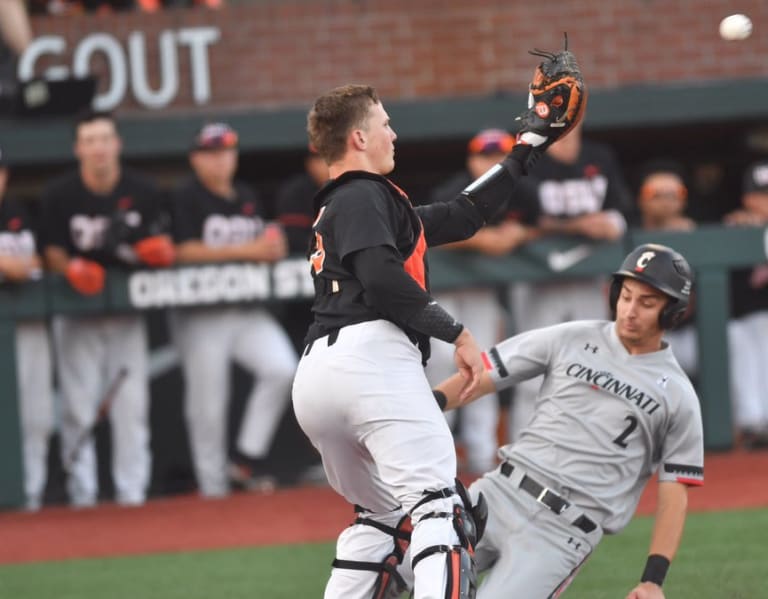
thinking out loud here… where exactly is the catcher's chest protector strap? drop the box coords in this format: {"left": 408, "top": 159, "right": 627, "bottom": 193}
{"left": 331, "top": 515, "right": 413, "bottom": 599}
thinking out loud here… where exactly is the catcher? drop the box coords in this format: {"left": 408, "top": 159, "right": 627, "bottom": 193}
{"left": 292, "top": 42, "right": 585, "bottom": 599}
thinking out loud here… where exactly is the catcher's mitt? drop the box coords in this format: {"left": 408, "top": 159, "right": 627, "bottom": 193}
{"left": 515, "top": 34, "right": 587, "bottom": 151}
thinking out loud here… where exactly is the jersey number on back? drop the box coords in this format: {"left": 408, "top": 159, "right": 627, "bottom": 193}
{"left": 310, "top": 232, "right": 326, "bottom": 274}
{"left": 613, "top": 415, "right": 638, "bottom": 449}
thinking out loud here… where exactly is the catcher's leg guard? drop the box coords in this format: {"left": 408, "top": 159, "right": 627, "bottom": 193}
{"left": 330, "top": 509, "right": 413, "bottom": 599}
{"left": 409, "top": 484, "right": 485, "bottom": 599}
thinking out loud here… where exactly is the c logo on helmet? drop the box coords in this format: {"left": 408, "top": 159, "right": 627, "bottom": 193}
{"left": 634, "top": 251, "right": 656, "bottom": 271}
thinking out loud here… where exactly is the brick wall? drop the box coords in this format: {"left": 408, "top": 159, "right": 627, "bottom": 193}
{"left": 27, "top": 0, "right": 768, "bottom": 116}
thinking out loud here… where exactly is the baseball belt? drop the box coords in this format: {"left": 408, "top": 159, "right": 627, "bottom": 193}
{"left": 499, "top": 462, "right": 597, "bottom": 534}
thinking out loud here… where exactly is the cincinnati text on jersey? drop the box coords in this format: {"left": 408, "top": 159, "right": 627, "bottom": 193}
{"left": 565, "top": 363, "right": 661, "bottom": 415}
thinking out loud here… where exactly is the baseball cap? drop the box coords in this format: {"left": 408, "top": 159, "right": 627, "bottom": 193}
{"left": 743, "top": 160, "right": 768, "bottom": 194}
{"left": 192, "top": 122, "right": 239, "bottom": 151}
{"left": 468, "top": 128, "right": 515, "bottom": 155}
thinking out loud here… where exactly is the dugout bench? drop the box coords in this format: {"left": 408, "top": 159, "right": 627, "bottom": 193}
{"left": 1, "top": 226, "right": 766, "bottom": 509}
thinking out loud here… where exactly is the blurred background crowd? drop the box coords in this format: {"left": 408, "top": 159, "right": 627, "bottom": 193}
{"left": 1, "top": 0, "right": 767, "bottom": 512}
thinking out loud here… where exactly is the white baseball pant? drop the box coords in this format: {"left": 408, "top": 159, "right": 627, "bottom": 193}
{"left": 15, "top": 320, "right": 54, "bottom": 510}
{"left": 727, "top": 310, "right": 768, "bottom": 431}
{"left": 292, "top": 319, "right": 464, "bottom": 599}
{"left": 52, "top": 314, "right": 150, "bottom": 507}
{"left": 172, "top": 307, "right": 297, "bottom": 497}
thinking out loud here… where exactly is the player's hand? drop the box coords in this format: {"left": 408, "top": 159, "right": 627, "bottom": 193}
{"left": 452, "top": 328, "right": 484, "bottom": 403}
{"left": 244, "top": 224, "right": 288, "bottom": 262}
{"left": 569, "top": 212, "right": 624, "bottom": 240}
{"left": 0, "top": 255, "right": 37, "bottom": 282}
{"left": 625, "top": 582, "right": 665, "bottom": 599}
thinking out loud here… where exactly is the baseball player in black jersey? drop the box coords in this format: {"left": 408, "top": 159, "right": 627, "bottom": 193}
{"left": 41, "top": 111, "right": 174, "bottom": 507}
{"left": 0, "top": 148, "right": 54, "bottom": 511}
{"left": 724, "top": 160, "right": 768, "bottom": 448}
{"left": 293, "top": 52, "right": 586, "bottom": 599}
{"left": 433, "top": 244, "right": 704, "bottom": 599}
{"left": 170, "top": 123, "right": 298, "bottom": 497}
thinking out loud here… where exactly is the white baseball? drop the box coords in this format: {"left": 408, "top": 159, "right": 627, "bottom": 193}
{"left": 719, "top": 14, "right": 753, "bottom": 41}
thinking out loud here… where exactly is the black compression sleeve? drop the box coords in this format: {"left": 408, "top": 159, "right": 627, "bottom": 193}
{"left": 406, "top": 300, "right": 464, "bottom": 343}
{"left": 349, "top": 245, "right": 462, "bottom": 342}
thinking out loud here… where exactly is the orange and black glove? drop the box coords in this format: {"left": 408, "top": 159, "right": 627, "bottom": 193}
{"left": 515, "top": 35, "right": 587, "bottom": 152}
{"left": 65, "top": 258, "right": 106, "bottom": 295}
{"left": 133, "top": 235, "right": 176, "bottom": 267}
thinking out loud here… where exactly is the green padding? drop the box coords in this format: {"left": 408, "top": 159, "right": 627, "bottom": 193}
{"left": 0, "top": 318, "right": 24, "bottom": 508}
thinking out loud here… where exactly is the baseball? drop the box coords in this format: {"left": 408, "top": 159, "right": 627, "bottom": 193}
{"left": 719, "top": 14, "right": 753, "bottom": 41}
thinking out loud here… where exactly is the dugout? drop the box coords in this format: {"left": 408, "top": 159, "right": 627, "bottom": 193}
{"left": 2, "top": 0, "right": 768, "bottom": 508}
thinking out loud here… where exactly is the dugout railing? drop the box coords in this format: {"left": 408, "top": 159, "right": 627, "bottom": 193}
{"left": 1, "top": 225, "right": 765, "bottom": 508}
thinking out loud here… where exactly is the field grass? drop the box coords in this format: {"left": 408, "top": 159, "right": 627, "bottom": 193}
{"left": 1, "top": 508, "right": 765, "bottom": 598}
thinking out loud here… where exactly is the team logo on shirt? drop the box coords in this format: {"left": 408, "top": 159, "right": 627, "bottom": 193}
{"left": 566, "top": 363, "right": 661, "bottom": 415}
{"left": 117, "top": 196, "right": 134, "bottom": 210}
{"left": 202, "top": 214, "right": 263, "bottom": 246}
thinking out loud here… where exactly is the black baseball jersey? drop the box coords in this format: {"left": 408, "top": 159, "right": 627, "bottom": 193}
{"left": 0, "top": 196, "right": 38, "bottom": 259}
{"left": 513, "top": 139, "right": 635, "bottom": 225}
{"left": 275, "top": 173, "right": 318, "bottom": 254}
{"left": 729, "top": 265, "right": 768, "bottom": 318}
{"left": 171, "top": 176, "right": 267, "bottom": 244}
{"left": 306, "top": 170, "right": 484, "bottom": 353}
{"left": 40, "top": 168, "right": 166, "bottom": 266}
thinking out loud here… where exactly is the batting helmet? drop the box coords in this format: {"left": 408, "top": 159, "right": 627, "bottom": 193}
{"left": 609, "top": 243, "right": 693, "bottom": 329}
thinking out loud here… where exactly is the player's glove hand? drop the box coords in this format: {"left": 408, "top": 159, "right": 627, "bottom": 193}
{"left": 514, "top": 35, "right": 587, "bottom": 152}
{"left": 65, "top": 257, "right": 106, "bottom": 295}
{"left": 133, "top": 235, "right": 176, "bottom": 267}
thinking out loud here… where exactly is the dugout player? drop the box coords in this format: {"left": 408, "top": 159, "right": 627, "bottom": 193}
{"left": 0, "top": 147, "right": 54, "bottom": 511}
{"left": 41, "top": 111, "right": 174, "bottom": 507}
{"left": 292, "top": 69, "right": 584, "bottom": 598}
{"left": 169, "top": 122, "right": 298, "bottom": 497}
{"left": 723, "top": 160, "right": 768, "bottom": 449}
{"left": 506, "top": 119, "right": 635, "bottom": 443}
{"left": 433, "top": 243, "right": 704, "bottom": 599}
{"left": 425, "top": 129, "right": 531, "bottom": 475}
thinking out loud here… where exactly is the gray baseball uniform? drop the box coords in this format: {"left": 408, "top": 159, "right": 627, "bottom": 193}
{"left": 469, "top": 319, "right": 704, "bottom": 598}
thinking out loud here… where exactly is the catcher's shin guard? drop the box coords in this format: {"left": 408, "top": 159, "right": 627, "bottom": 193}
{"left": 409, "top": 484, "right": 486, "bottom": 599}
{"left": 331, "top": 512, "right": 413, "bottom": 599}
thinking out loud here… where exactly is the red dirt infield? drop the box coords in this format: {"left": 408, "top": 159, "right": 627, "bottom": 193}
{"left": 1, "top": 449, "right": 766, "bottom": 565}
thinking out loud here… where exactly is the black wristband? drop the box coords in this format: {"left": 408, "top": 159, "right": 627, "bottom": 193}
{"left": 432, "top": 390, "right": 447, "bottom": 411}
{"left": 640, "top": 554, "right": 670, "bottom": 586}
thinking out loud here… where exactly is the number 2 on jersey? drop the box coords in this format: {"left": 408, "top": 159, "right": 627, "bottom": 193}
{"left": 613, "top": 415, "right": 638, "bottom": 449}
